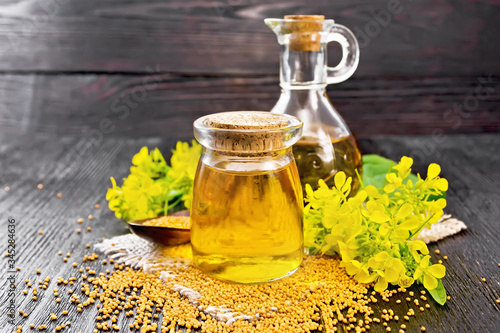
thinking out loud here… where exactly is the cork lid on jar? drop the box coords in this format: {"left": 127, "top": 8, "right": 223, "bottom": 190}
{"left": 194, "top": 111, "right": 302, "bottom": 154}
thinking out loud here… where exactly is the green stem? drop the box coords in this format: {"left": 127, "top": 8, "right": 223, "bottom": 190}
{"left": 165, "top": 196, "right": 182, "bottom": 213}
{"left": 355, "top": 168, "right": 364, "bottom": 189}
{"left": 407, "top": 214, "right": 434, "bottom": 240}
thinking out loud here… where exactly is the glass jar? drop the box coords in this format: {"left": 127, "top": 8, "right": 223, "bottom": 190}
{"left": 191, "top": 111, "right": 304, "bottom": 283}
{"left": 265, "top": 15, "right": 363, "bottom": 195}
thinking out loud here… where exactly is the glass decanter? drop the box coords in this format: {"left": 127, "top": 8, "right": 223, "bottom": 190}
{"left": 265, "top": 15, "right": 363, "bottom": 194}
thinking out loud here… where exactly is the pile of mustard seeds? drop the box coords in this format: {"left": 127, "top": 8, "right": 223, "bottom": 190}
{"left": 85, "top": 255, "right": 424, "bottom": 333}
{"left": 13, "top": 250, "right": 435, "bottom": 333}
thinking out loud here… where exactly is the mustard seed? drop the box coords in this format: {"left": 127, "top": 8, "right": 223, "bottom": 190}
{"left": 37, "top": 184, "right": 43, "bottom": 190}
{"left": 88, "top": 215, "right": 93, "bottom": 220}
{"left": 57, "top": 193, "right": 62, "bottom": 198}
{"left": 95, "top": 204, "right": 100, "bottom": 209}
{"left": 4, "top": 186, "right": 10, "bottom": 192}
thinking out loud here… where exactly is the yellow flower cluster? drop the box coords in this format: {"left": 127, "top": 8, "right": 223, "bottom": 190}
{"left": 304, "top": 157, "right": 448, "bottom": 303}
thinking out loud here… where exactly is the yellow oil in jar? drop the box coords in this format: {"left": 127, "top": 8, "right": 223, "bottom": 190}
{"left": 190, "top": 160, "right": 303, "bottom": 283}
{"left": 293, "top": 127, "right": 362, "bottom": 195}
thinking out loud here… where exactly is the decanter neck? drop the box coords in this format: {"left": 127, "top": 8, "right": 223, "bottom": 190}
{"left": 279, "top": 45, "right": 328, "bottom": 90}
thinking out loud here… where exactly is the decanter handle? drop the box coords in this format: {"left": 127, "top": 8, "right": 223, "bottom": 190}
{"left": 326, "top": 23, "right": 360, "bottom": 84}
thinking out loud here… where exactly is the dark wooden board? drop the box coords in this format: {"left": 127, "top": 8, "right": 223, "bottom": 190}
{"left": 1, "top": 133, "right": 500, "bottom": 333}
{"left": 0, "top": 74, "right": 499, "bottom": 140}
{"left": 0, "top": 0, "right": 498, "bottom": 76}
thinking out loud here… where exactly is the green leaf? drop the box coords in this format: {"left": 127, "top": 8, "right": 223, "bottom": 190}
{"left": 362, "top": 154, "right": 414, "bottom": 188}
{"left": 362, "top": 154, "right": 445, "bottom": 200}
{"left": 427, "top": 278, "right": 447, "bottom": 305}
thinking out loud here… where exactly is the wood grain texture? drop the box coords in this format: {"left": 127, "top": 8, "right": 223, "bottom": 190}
{"left": 0, "top": 0, "right": 497, "bottom": 76}
{"left": 0, "top": 74, "right": 498, "bottom": 139}
{"left": 1, "top": 133, "right": 500, "bottom": 332}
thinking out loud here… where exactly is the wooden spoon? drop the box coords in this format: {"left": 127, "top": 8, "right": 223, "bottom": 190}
{"left": 127, "top": 211, "right": 190, "bottom": 246}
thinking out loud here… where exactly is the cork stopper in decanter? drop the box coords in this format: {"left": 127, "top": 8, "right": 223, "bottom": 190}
{"left": 284, "top": 15, "right": 325, "bottom": 52}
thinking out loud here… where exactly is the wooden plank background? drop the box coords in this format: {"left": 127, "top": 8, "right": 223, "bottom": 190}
{"left": 0, "top": 0, "right": 498, "bottom": 139}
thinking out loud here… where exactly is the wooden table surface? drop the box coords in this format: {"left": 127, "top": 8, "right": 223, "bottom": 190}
{"left": 1, "top": 132, "right": 499, "bottom": 333}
